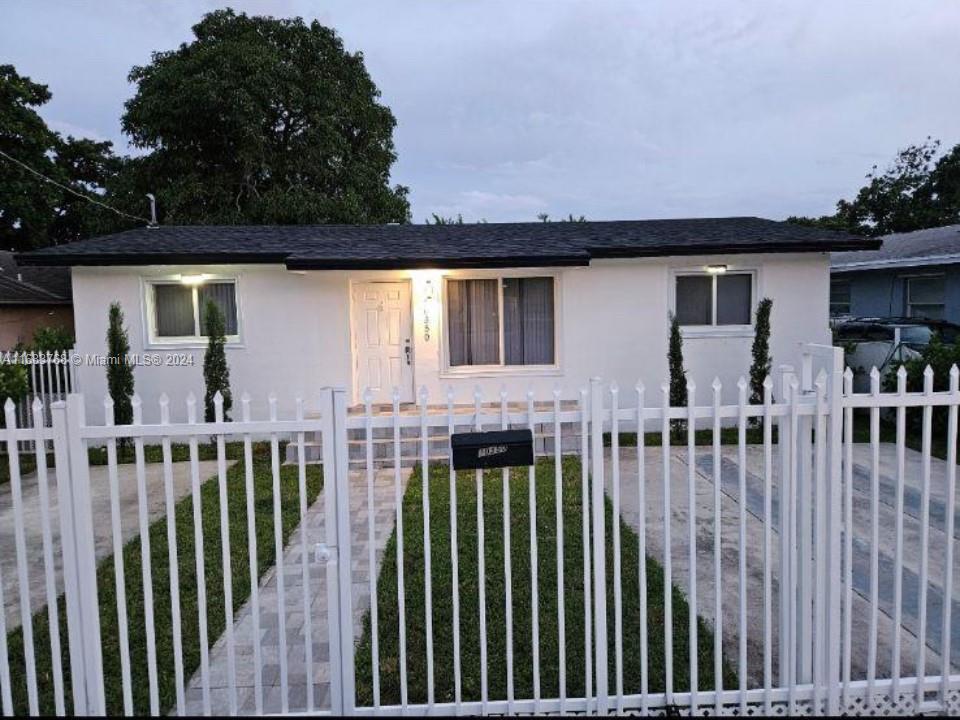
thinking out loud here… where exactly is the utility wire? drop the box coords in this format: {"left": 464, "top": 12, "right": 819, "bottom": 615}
{"left": 0, "top": 147, "right": 152, "bottom": 225}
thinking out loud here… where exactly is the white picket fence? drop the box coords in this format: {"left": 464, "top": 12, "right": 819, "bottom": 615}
{"left": 0, "top": 351, "right": 79, "bottom": 449}
{"left": 0, "top": 342, "right": 957, "bottom": 716}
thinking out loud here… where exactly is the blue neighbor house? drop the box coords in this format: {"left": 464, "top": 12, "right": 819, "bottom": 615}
{"left": 830, "top": 224, "right": 960, "bottom": 322}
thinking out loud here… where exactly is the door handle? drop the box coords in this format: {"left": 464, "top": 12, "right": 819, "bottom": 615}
{"left": 404, "top": 339, "right": 412, "bottom": 365}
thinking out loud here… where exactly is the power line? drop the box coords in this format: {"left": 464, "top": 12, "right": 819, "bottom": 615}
{"left": 0, "top": 148, "right": 152, "bottom": 225}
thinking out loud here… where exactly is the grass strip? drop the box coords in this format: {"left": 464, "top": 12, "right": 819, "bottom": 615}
{"left": 355, "top": 457, "right": 735, "bottom": 706}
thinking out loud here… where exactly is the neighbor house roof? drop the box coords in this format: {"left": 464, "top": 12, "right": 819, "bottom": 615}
{"left": 0, "top": 251, "right": 72, "bottom": 304}
{"left": 16, "top": 217, "right": 878, "bottom": 270}
{"left": 831, "top": 224, "right": 960, "bottom": 272}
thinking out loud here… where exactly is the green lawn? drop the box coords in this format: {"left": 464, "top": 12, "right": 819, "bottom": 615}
{"left": 86, "top": 440, "right": 250, "bottom": 466}
{"left": 355, "top": 458, "right": 734, "bottom": 707}
{"left": 5, "top": 442, "right": 322, "bottom": 715}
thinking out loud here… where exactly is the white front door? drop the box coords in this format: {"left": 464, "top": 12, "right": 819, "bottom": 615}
{"left": 352, "top": 281, "right": 414, "bottom": 403}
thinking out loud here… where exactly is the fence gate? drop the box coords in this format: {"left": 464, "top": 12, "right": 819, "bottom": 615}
{"left": 0, "top": 388, "right": 352, "bottom": 716}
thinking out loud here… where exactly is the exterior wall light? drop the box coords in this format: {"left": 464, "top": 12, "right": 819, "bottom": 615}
{"left": 179, "top": 273, "right": 209, "bottom": 285}
{"left": 705, "top": 264, "right": 728, "bottom": 274}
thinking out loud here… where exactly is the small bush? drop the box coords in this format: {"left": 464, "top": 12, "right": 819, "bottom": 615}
{"left": 667, "top": 312, "right": 687, "bottom": 437}
{"left": 107, "top": 302, "right": 134, "bottom": 426}
{"left": 749, "top": 298, "right": 773, "bottom": 406}
{"left": 0, "top": 364, "right": 29, "bottom": 422}
{"left": 884, "top": 334, "right": 960, "bottom": 435}
{"left": 29, "top": 325, "right": 75, "bottom": 353}
{"left": 202, "top": 299, "right": 232, "bottom": 422}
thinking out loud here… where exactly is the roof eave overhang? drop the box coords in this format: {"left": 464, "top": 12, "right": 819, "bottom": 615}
{"left": 832, "top": 252, "right": 960, "bottom": 273}
{"left": 16, "top": 238, "right": 879, "bottom": 269}
{"left": 14, "top": 252, "right": 291, "bottom": 267}
{"left": 283, "top": 255, "right": 590, "bottom": 270}
{"left": 589, "top": 239, "right": 881, "bottom": 259}
{"left": 0, "top": 298, "right": 72, "bottom": 306}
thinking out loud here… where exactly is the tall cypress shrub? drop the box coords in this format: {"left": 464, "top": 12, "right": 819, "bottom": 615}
{"left": 203, "top": 299, "right": 232, "bottom": 422}
{"left": 668, "top": 312, "right": 687, "bottom": 436}
{"left": 749, "top": 298, "right": 774, "bottom": 406}
{"left": 106, "top": 302, "right": 134, "bottom": 426}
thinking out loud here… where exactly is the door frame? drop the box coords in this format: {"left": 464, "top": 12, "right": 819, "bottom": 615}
{"left": 348, "top": 278, "right": 415, "bottom": 404}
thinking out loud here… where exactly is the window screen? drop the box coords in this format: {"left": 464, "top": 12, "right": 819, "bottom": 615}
{"left": 716, "top": 274, "right": 752, "bottom": 325}
{"left": 447, "top": 279, "right": 500, "bottom": 366}
{"left": 154, "top": 284, "right": 195, "bottom": 337}
{"left": 503, "top": 277, "right": 555, "bottom": 365}
{"left": 675, "top": 275, "right": 712, "bottom": 325}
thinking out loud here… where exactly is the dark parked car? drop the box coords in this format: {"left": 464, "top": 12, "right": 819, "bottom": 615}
{"left": 832, "top": 317, "right": 960, "bottom": 391}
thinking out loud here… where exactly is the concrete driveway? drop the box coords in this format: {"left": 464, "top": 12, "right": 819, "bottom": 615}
{"left": 0, "top": 458, "right": 222, "bottom": 631}
{"left": 606, "top": 442, "right": 959, "bottom": 687}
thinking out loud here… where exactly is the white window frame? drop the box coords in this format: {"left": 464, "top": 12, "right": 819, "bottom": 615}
{"left": 904, "top": 273, "right": 946, "bottom": 319}
{"left": 142, "top": 274, "right": 243, "bottom": 348}
{"left": 441, "top": 271, "right": 562, "bottom": 376}
{"left": 670, "top": 268, "right": 757, "bottom": 338}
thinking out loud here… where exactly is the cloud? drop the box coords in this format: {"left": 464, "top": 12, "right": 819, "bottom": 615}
{"left": 3, "top": 0, "right": 959, "bottom": 222}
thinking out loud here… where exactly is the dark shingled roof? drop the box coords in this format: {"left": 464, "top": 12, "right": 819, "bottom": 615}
{"left": 17, "top": 217, "right": 878, "bottom": 270}
{"left": 0, "top": 251, "right": 72, "bottom": 304}
{"left": 832, "top": 223, "right": 960, "bottom": 270}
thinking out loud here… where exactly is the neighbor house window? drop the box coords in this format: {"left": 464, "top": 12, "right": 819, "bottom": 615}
{"left": 149, "top": 279, "right": 239, "bottom": 340}
{"left": 446, "top": 276, "right": 555, "bottom": 367}
{"left": 906, "top": 275, "right": 945, "bottom": 320}
{"left": 675, "top": 272, "right": 752, "bottom": 326}
{"left": 830, "top": 279, "right": 851, "bottom": 316}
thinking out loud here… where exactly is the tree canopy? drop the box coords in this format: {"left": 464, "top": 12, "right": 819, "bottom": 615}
{"left": 788, "top": 138, "right": 960, "bottom": 237}
{"left": 114, "top": 8, "right": 409, "bottom": 225}
{"left": 0, "top": 64, "right": 121, "bottom": 250}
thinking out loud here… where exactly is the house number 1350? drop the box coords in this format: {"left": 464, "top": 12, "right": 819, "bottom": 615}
{"left": 423, "top": 308, "right": 431, "bottom": 341}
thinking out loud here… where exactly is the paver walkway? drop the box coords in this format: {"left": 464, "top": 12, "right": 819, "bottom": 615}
{"left": 608, "top": 443, "right": 959, "bottom": 688}
{"left": 0, "top": 459, "right": 221, "bottom": 630}
{"left": 181, "top": 466, "right": 411, "bottom": 715}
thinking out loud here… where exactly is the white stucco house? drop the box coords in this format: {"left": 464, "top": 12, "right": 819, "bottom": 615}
{"left": 18, "top": 218, "right": 878, "bottom": 423}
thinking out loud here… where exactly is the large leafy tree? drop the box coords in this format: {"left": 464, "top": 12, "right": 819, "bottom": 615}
{"left": 0, "top": 65, "right": 122, "bottom": 250}
{"left": 789, "top": 138, "right": 960, "bottom": 237}
{"left": 116, "top": 8, "right": 410, "bottom": 225}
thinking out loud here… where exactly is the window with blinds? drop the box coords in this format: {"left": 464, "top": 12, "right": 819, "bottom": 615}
{"left": 446, "top": 276, "right": 556, "bottom": 367}
{"left": 150, "top": 279, "right": 239, "bottom": 340}
{"left": 675, "top": 272, "right": 753, "bottom": 326}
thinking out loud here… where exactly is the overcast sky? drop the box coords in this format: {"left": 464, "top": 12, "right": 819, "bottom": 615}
{"left": 3, "top": 0, "right": 959, "bottom": 223}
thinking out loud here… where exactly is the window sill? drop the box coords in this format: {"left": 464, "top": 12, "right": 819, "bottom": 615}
{"left": 680, "top": 326, "right": 755, "bottom": 339}
{"left": 440, "top": 365, "right": 562, "bottom": 379}
{"left": 145, "top": 338, "right": 244, "bottom": 350}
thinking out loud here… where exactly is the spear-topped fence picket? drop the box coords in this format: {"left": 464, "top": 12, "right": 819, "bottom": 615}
{"left": 0, "top": 343, "right": 958, "bottom": 716}
{"left": 0, "top": 350, "right": 78, "bottom": 451}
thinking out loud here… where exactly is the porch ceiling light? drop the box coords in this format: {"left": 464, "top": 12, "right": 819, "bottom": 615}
{"left": 705, "top": 264, "right": 728, "bottom": 274}
{"left": 179, "top": 273, "right": 209, "bottom": 286}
